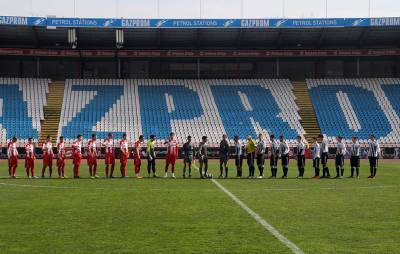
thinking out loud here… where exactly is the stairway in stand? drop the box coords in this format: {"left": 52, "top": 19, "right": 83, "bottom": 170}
{"left": 292, "top": 80, "right": 321, "bottom": 144}
{"left": 39, "top": 81, "right": 64, "bottom": 144}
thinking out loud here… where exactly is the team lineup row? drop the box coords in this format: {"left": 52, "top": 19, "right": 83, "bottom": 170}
{"left": 5, "top": 132, "right": 382, "bottom": 180}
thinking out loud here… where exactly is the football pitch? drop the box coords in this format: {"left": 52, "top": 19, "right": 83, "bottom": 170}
{"left": 0, "top": 159, "right": 399, "bottom": 254}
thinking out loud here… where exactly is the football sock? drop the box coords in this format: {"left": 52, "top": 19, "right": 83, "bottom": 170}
{"left": 105, "top": 165, "right": 109, "bottom": 177}
{"left": 110, "top": 165, "right": 115, "bottom": 177}
{"left": 341, "top": 169, "right": 344, "bottom": 177}
{"left": 283, "top": 167, "right": 288, "bottom": 177}
{"left": 356, "top": 167, "right": 359, "bottom": 177}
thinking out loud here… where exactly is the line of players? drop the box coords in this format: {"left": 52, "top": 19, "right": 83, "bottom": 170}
{"left": 5, "top": 132, "right": 381, "bottom": 179}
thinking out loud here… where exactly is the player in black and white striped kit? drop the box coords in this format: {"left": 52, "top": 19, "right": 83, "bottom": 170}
{"left": 368, "top": 135, "right": 381, "bottom": 179}
{"left": 279, "top": 136, "right": 290, "bottom": 179}
{"left": 319, "top": 134, "right": 331, "bottom": 178}
{"left": 256, "top": 134, "right": 267, "bottom": 178}
{"left": 269, "top": 135, "right": 280, "bottom": 179}
{"left": 296, "top": 136, "right": 306, "bottom": 179}
{"left": 335, "top": 136, "right": 346, "bottom": 179}
{"left": 312, "top": 137, "right": 321, "bottom": 179}
{"left": 349, "top": 137, "right": 360, "bottom": 179}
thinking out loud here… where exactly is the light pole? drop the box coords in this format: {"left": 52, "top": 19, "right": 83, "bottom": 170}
{"left": 241, "top": 0, "right": 244, "bottom": 18}
{"left": 200, "top": 0, "right": 202, "bottom": 18}
{"left": 325, "top": 0, "right": 328, "bottom": 18}
{"left": 368, "top": 0, "right": 371, "bottom": 18}
{"left": 73, "top": 0, "right": 76, "bottom": 18}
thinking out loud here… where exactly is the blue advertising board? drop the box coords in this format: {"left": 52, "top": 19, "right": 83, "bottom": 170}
{"left": 1, "top": 16, "right": 400, "bottom": 29}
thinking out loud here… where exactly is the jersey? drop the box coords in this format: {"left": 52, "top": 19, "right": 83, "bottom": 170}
{"left": 25, "top": 143, "right": 35, "bottom": 159}
{"left": 182, "top": 142, "right": 195, "bottom": 159}
{"left": 146, "top": 140, "right": 156, "bottom": 159}
{"left": 72, "top": 140, "right": 82, "bottom": 155}
{"left": 257, "top": 139, "right": 267, "bottom": 154}
{"left": 321, "top": 139, "right": 329, "bottom": 154}
{"left": 336, "top": 142, "right": 346, "bottom": 155}
{"left": 57, "top": 142, "right": 66, "bottom": 159}
{"left": 368, "top": 141, "right": 380, "bottom": 158}
{"left": 7, "top": 142, "right": 18, "bottom": 158}
{"left": 312, "top": 142, "right": 321, "bottom": 159}
{"left": 133, "top": 140, "right": 142, "bottom": 158}
{"left": 270, "top": 140, "right": 280, "bottom": 157}
{"left": 297, "top": 142, "right": 306, "bottom": 156}
{"left": 350, "top": 142, "right": 360, "bottom": 157}
{"left": 246, "top": 139, "right": 256, "bottom": 154}
{"left": 219, "top": 140, "right": 230, "bottom": 157}
{"left": 87, "top": 140, "right": 97, "bottom": 157}
{"left": 234, "top": 141, "right": 243, "bottom": 156}
{"left": 198, "top": 142, "right": 208, "bottom": 158}
{"left": 42, "top": 141, "right": 53, "bottom": 156}
{"left": 279, "top": 141, "right": 289, "bottom": 156}
{"left": 104, "top": 139, "right": 114, "bottom": 154}
{"left": 120, "top": 139, "right": 129, "bottom": 155}
{"left": 166, "top": 139, "right": 179, "bottom": 157}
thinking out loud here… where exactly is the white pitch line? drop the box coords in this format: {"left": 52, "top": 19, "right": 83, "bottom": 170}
{"left": 211, "top": 179, "right": 305, "bottom": 254}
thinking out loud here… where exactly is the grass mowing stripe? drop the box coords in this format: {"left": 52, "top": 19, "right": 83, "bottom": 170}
{"left": 211, "top": 179, "right": 306, "bottom": 254}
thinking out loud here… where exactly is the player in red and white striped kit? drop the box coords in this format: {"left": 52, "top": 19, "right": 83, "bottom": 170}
{"left": 164, "top": 132, "right": 179, "bottom": 178}
{"left": 25, "top": 138, "right": 37, "bottom": 178}
{"left": 103, "top": 133, "right": 115, "bottom": 178}
{"left": 57, "top": 136, "right": 66, "bottom": 178}
{"left": 133, "top": 135, "right": 144, "bottom": 179}
{"left": 41, "top": 136, "right": 54, "bottom": 178}
{"left": 7, "top": 137, "right": 18, "bottom": 178}
{"left": 120, "top": 133, "right": 129, "bottom": 178}
{"left": 87, "top": 134, "right": 99, "bottom": 179}
{"left": 72, "top": 135, "right": 83, "bottom": 178}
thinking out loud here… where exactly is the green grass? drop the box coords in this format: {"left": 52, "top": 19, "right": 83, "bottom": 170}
{"left": 0, "top": 159, "right": 399, "bottom": 254}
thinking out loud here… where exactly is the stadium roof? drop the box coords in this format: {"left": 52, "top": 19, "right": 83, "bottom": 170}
{"left": 0, "top": 16, "right": 399, "bottom": 50}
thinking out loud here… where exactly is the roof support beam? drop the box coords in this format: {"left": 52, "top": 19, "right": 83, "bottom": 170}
{"left": 357, "top": 28, "right": 369, "bottom": 48}
{"left": 236, "top": 29, "right": 243, "bottom": 49}
{"left": 31, "top": 27, "right": 39, "bottom": 48}
{"left": 316, "top": 29, "right": 325, "bottom": 48}
{"left": 275, "top": 29, "right": 283, "bottom": 49}
{"left": 157, "top": 29, "right": 162, "bottom": 49}
{"left": 196, "top": 29, "right": 201, "bottom": 49}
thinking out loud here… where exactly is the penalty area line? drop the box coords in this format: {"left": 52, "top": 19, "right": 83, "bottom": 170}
{"left": 211, "top": 179, "right": 305, "bottom": 254}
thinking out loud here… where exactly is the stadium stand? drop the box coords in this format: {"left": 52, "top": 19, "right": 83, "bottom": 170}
{"left": 58, "top": 79, "right": 305, "bottom": 145}
{"left": 0, "top": 78, "right": 50, "bottom": 146}
{"left": 307, "top": 78, "right": 400, "bottom": 145}
{"left": 2, "top": 77, "right": 400, "bottom": 147}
